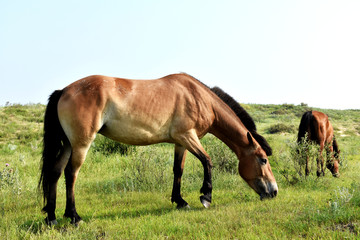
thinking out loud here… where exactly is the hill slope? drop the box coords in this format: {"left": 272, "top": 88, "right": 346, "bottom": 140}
{"left": 0, "top": 103, "right": 359, "bottom": 239}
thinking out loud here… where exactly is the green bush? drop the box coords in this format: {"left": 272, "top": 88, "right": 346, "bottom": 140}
{"left": 267, "top": 123, "right": 296, "bottom": 134}
{"left": 92, "top": 135, "right": 135, "bottom": 155}
{"left": 278, "top": 135, "right": 320, "bottom": 185}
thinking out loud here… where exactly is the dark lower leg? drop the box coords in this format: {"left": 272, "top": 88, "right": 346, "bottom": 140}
{"left": 199, "top": 155, "right": 213, "bottom": 207}
{"left": 173, "top": 133, "right": 212, "bottom": 208}
{"left": 187, "top": 149, "right": 213, "bottom": 207}
{"left": 317, "top": 148, "right": 325, "bottom": 177}
{"left": 64, "top": 164, "right": 82, "bottom": 224}
{"left": 43, "top": 183, "right": 57, "bottom": 224}
{"left": 305, "top": 156, "right": 310, "bottom": 176}
{"left": 171, "top": 179, "right": 188, "bottom": 208}
{"left": 43, "top": 170, "right": 62, "bottom": 224}
{"left": 43, "top": 144, "right": 72, "bottom": 225}
{"left": 171, "top": 146, "right": 188, "bottom": 208}
{"left": 316, "top": 158, "right": 321, "bottom": 177}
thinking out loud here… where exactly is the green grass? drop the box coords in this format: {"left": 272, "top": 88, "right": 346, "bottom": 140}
{"left": 0, "top": 103, "right": 359, "bottom": 239}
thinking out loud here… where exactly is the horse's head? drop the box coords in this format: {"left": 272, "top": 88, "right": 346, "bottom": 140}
{"left": 238, "top": 132, "right": 278, "bottom": 200}
{"left": 326, "top": 150, "right": 340, "bottom": 177}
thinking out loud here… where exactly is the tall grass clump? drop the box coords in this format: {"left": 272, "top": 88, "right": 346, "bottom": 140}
{"left": 0, "top": 163, "right": 21, "bottom": 194}
{"left": 299, "top": 182, "right": 360, "bottom": 235}
{"left": 86, "top": 143, "right": 176, "bottom": 194}
{"left": 123, "top": 146, "right": 173, "bottom": 192}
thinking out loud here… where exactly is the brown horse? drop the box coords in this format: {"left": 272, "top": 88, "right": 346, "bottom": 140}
{"left": 39, "top": 73, "right": 278, "bottom": 225}
{"left": 297, "top": 111, "right": 340, "bottom": 177}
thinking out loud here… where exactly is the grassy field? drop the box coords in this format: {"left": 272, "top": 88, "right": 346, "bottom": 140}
{"left": 0, "top": 103, "right": 359, "bottom": 239}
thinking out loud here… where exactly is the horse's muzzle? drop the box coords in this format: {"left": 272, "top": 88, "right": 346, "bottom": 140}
{"left": 259, "top": 181, "right": 278, "bottom": 200}
{"left": 260, "top": 190, "right": 278, "bottom": 200}
{"left": 332, "top": 172, "right": 340, "bottom": 178}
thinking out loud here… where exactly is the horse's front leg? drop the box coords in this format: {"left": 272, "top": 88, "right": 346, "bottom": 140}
{"left": 198, "top": 151, "right": 213, "bottom": 208}
{"left": 325, "top": 144, "right": 340, "bottom": 177}
{"left": 171, "top": 145, "right": 189, "bottom": 208}
{"left": 317, "top": 144, "right": 325, "bottom": 177}
{"left": 173, "top": 130, "right": 213, "bottom": 208}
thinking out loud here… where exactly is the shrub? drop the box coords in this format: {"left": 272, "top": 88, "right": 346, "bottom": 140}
{"left": 278, "top": 135, "right": 320, "bottom": 184}
{"left": 267, "top": 123, "right": 296, "bottom": 134}
{"left": 92, "top": 135, "right": 135, "bottom": 155}
{"left": 271, "top": 109, "right": 287, "bottom": 115}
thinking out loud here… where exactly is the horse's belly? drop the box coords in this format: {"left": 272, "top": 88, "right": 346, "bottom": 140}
{"left": 100, "top": 118, "right": 172, "bottom": 145}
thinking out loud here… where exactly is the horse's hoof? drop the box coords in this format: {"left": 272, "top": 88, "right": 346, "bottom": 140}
{"left": 176, "top": 202, "right": 190, "bottom": 209}
{"left": 177, "top": 205, "right": 191, "bottom": 210}
{"left": 45, "top": 218, "right": 58, "bottom": 226}
{"left": 69, "top": 217, "right": 83, "bottom": 226}
{"left": 72, "top": 219, "right": 83, "bottom": 227}
{"left": 200, "top": 196, "right": 211, "bottom": 208}
{"left": 181, "top": 204, "right": 191, "bottom": 210}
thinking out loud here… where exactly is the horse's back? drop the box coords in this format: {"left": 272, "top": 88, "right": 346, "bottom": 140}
{"left": 57, "top": 74, "right": 216, "bottom": 146}
{"left": 302, "top": 111, "right": 333, "bottom": 144}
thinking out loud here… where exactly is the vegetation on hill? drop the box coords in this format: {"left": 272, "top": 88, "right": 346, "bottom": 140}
{"left": 0, "top": 103, "right": 359, "bottom": 239}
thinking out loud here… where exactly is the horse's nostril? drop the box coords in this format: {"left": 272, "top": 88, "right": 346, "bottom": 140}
{"left": 273, "top": 190, "right": 278, "bottom": 197}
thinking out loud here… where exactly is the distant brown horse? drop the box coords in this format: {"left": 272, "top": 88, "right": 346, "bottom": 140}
{"left": 39, "top": 73, "right": 278, "bottom": 225}
{"left": 297, "top": 111, "right": 340, "bottom": 177}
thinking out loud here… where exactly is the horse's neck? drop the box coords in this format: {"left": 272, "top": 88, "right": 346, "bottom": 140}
{"left": 209, "top": 105, "right": 249, "bottom": 157}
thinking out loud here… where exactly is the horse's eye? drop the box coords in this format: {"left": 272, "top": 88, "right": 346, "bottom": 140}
{"left": 260, "top": 158, "right": 267, "bottom": 165}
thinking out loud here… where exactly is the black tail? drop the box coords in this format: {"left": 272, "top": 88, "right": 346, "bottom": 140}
{"left": 39, "top": 90, "right": 66, "bottom": 206}
{"left": 297, "top": 111, "right": 314, "bottom": 143}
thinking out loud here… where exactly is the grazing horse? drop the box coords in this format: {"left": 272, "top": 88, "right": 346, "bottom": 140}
{"left": 39, "top": 73, "right": 278, "bottom": 225}
{"left": 297, "top": 111, "right": 340, "bottom": 177}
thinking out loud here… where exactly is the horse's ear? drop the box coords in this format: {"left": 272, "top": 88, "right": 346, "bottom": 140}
{"left": 247, "top": 132, "right": 254, "bottom": 146}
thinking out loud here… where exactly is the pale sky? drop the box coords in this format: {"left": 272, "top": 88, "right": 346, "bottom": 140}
{"left": 1, "top": 0, "right": 359, "bottom": 109}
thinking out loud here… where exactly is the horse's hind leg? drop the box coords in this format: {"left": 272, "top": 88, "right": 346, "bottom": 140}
{"left": 171, "top": 145, "right": 189, "bottom": 208}
{"left": 64, "top": 143, "right": 92, "bottom": 225}
{"left": 44, "top": 141, "right": 72, "bottom": 225}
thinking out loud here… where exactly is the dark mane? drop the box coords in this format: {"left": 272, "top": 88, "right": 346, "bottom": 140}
{"left": 210, "top": 86, "right": 272, "bottom": 156}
